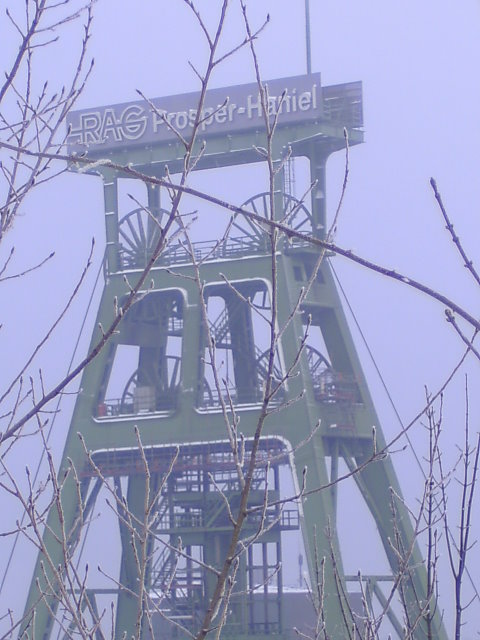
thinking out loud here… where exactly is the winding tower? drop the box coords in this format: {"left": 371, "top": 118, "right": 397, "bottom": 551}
{"left": 21, "top": 74, "right": 446, "bottom": 640}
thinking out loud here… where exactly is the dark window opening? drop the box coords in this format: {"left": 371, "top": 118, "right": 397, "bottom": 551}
{"left": 97, "top": 290, "right": 183, "bottom": 417}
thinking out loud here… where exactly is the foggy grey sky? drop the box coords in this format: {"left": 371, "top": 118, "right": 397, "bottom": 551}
{"left": 1, "top": 1, "right": 480, "bottom": 636}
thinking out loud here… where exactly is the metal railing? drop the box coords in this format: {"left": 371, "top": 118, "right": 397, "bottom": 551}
{"left": 199, "top": 384, "right": 287, "bottom": 409}
{"left": 97, "top": 392, "right": 177, "bottom": 418}
{"left": 248, "top": 507, "right": 299, "bottom": 531}
{"left": 322, "top": 81, "right": 363, "bottom": 129}
{"left": 119, "top": 234, "right": 269, "bottom": 270}
{"left": 311, "top": 370, "right": 360, "bottom": 404}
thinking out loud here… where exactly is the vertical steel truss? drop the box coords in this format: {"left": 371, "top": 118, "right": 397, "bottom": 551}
{"left": 20, "top": 81, "right": 446, "bottom": 640}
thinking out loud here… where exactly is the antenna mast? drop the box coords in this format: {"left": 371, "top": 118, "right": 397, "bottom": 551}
{"left": 305, "top": 0, "right": 312, "bottom": 74}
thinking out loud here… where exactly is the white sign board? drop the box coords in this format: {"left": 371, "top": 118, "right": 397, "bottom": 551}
{"left": 67, "top": 74, "right": 323, "bottom": 152}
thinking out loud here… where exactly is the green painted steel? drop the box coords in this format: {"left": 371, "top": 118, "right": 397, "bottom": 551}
{"left": 21, "top": 77, "right": 446, "bottom": 640}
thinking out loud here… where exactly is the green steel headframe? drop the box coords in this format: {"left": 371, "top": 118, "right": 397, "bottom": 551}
{"left": 20, "top": 74, "right": 446, "bottom": 640}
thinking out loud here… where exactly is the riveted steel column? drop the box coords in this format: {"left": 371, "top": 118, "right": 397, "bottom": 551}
{"left": 104, "top": 176, "right": 119, "bottom": 273}
{"left": 309, "top": 144, "right": 328, "bottom": 238}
